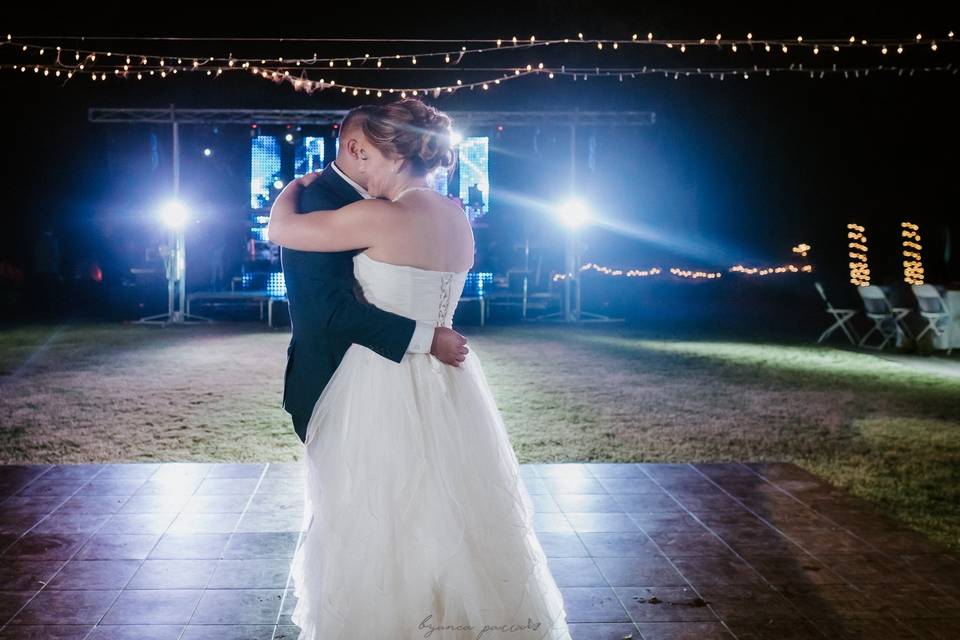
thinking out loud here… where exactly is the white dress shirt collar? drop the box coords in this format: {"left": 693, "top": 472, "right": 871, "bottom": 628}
{"left": 330, "top": 160, "right": 373, "bottom": 199}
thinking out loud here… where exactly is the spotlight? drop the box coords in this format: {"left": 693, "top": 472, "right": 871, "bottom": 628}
{"left": 159, "top": 199, "right": 188, "bottom": 230}
{"left": 202, "top": 147, "right": 213, "bottom": 157}
{"left": 273, "top": 178, "right": 284, "bottom": 190}
{"left": 558, "top": 198, "right": 589, "bottom": 228}
{"left": 536, "top": 196, "right": 615, "bottom": 323}
{"left": 284, "top": 133, "right": 294, "bottom": 143}
{"left": 450, "top": 130, "right": 463, "bottom": 146}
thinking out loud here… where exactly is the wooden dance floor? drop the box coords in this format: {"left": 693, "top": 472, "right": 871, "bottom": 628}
{"left": 0, "top": 462, "right": 958, "bottom": 639}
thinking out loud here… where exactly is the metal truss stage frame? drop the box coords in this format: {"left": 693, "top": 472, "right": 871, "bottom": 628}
{"left": 89, "top": 105, "right": 656, "bottom": 324}
{"left": 88, "top": 107, "right": 655, "bottom": 128}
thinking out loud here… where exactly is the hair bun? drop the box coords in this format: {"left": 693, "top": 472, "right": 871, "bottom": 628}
{"left": 356, "top": 98, "right": 458, "bottom": 176}
{"left": 417, "top": 113, "right": 449, "bottom": 164}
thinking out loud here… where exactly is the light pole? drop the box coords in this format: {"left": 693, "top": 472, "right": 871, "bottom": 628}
{"left": 535, "top": 198, "right": 617, "bottom": 322}
{"left": 135, "top": 199, "right": 212, "bottom": 325}
{"left": 135, "top": 104, "right": 213, "bottom": 325}
{"left": 560, "top": 199, "right": 587, "bottom": 321}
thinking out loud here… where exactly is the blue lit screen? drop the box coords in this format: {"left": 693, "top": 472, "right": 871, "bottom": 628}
{"left": 429, "top": 166, "right": 450, "bottom": 195}
{"left": 458, "top": 137, "right": 490, "bottom": 215}
{"left": 295, "top": 136, "right": 325, "bottom": 177}
{"left": 462, "top": 271, "right": 494, "bottom": 298}
{"left": 242, "top": 271, "right": 287, "bottom": 298}
{"left": 251, "top": 135, "right": 282, "bottom": 209}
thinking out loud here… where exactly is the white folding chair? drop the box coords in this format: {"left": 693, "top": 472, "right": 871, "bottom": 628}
{"left": 856, "top": 285, "right": 914, "bottom": 350}
{"left": 813, "top": 281, "right": 860, "bottom": 345}
{"left": 911, "top": 284, "right": 953, "bottom": 355}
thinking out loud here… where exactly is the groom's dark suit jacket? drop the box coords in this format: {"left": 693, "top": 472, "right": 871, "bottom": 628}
{"left": 280, "top": 164, "right": 418, "bottom": 443}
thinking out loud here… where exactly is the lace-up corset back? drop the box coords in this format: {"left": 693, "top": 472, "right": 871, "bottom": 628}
{"left": 353, "top": 253, "right": 468, "bottom": 328}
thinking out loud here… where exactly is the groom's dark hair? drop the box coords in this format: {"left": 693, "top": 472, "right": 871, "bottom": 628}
{"left": 337, "top": 105, "right": 377, "bottom": 147}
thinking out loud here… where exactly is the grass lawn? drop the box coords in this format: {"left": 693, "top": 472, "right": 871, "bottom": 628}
{"left": 1, "top": 320, "right": 958, "bottom": 552}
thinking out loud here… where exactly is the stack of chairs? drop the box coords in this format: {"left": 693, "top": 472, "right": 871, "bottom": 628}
{"left": 910, "top": 284, "right": 954, "bottom": 355}
{"left": 855, "top": 285, "right": 915, "bottom": 350}
{"left": 814, "top": 281, "right": 956, "bottom": 354}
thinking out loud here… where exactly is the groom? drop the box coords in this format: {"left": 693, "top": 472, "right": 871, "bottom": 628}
{"left": 280, "top": 106, "right": 469, "bottom": 443}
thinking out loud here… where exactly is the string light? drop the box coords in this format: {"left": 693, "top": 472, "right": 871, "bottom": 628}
{"left": 4, "top": 30, "right": 957, "bottom": 97}
{"left": 551, "top": 243, "right": 815, "bottom": 283}
{"left": 792, "top": 243, "right": 811, "bottom": 257}
{"left": 252, "top": 65, "right": 538, "bottom": 95}
{"left": 670, "top": 268, "right": 722, "bottom": 279}
{"left": 3, "top": 30, "right": 955, "bottom": 72}
{"left": 0, "top": 36, "right": 549, "bottom": 74}
{"left": 901, "top": 221, "right": 924, "bottom": 285}
{"left": 847, "top": 223, "right": 871, "bottom": 286}
{"left": 581, "top": 263, "right": 662, "bottom": 277}
{"left": 729, "top": 264, "right": 812, "bottom": 275}
{"left": 8, "top": 58, "right": 957, "bottom": 96}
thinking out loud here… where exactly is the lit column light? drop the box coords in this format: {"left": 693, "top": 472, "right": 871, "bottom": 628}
{"left": 847, "top": 223, "right": 870, "bottom": 286}
{"left": 901, "top": 221, "right": 924, "bottom": 285}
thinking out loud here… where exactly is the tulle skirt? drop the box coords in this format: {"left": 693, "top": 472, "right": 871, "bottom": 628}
{"left": 289, "top": 344, "right": 572, "bottom": 640}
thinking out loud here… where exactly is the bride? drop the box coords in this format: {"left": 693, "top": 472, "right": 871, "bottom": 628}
{"left": 267, "top": 98, "right": 572, "bottom": 640}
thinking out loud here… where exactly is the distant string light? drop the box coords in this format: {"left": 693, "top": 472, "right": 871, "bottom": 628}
{"left": 553, "top": 246, "right": 814, "bottom": 282}
{"left": 670, "top": 268, "right": 722, "bottom": 279}
{"left": 553, "top": 265, "right": 724, "bottom": 281}
{"left": 847, "top": 223, "right": 871, "bottom": 286}
{"left": 901, "top": 221, "right": 924, "bottom": 285}
{"left": 580, "top": 263, "right": 663, "bottom": 277}
{"left": 729, "top": 264, "right": 812, "bottom": 275}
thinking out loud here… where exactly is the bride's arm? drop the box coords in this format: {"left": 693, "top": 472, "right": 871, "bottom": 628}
{"left": 266, "top": 176, "right": 393, "bottom": 252}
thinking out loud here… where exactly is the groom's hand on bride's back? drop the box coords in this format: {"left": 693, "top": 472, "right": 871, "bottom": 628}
{"left": 431, "top": 327, "right": 468, "bottom": 366}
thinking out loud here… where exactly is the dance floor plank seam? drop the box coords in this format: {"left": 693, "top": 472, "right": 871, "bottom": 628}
{"left": 0, "top": 461, "right": 958, "bottom": 640}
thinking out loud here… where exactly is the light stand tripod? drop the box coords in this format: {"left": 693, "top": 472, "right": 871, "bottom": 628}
{"left": 135, "top": 221, "right": 213, "bottom": 325}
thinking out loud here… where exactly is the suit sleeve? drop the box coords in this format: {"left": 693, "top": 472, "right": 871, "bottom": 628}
{"left": 300, "top": 184, "right": 423, "bottom": 364}
{"left": 323, "top": 287, "right": 419, "bottom": 363}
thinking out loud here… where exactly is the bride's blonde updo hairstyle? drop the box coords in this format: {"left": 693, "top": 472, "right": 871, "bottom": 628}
{"left": 348, "top": 98, "right": 457, "bottom": 177}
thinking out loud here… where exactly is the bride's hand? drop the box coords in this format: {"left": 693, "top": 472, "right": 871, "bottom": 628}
{"left": 275, "top": 171, "right": 318, "bottom": 202}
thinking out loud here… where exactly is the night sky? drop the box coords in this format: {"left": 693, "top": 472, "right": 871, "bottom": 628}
{"left": 3, "top": 3, "right": 959, "bottom": 307}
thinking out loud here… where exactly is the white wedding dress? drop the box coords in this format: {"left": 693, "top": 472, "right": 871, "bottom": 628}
{"left": 290, "top": 236, "right": 572, "bottom": 639}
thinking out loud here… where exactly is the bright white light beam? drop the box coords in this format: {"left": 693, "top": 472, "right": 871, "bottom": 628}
{"left": 558, "top": 198, "right": 590, "bottom": 228}
{"left": 159, "top": 200, "right": 188, "bottom": 230}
